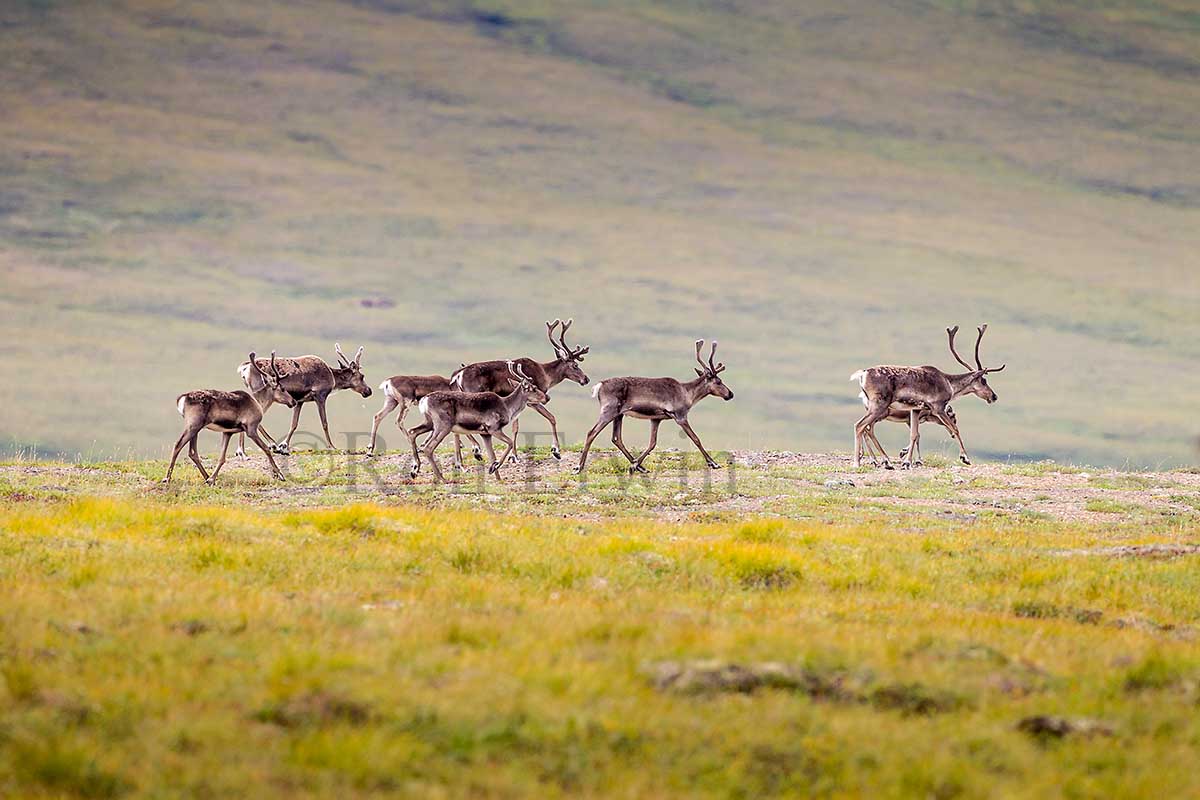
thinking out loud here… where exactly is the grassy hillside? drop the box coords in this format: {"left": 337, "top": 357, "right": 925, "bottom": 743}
{"left": 3, "top": 461, "right": 1200, "bottom": 796}
{"left": 1, "top": 0, "right": 1198, "bottom": 465}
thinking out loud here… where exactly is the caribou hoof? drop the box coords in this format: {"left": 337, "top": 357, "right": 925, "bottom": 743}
{"left": 960, "top": 455, "right": 972, "bottom": 466}
{"left": 882, "top": 461, "right": 894, "bottom": 471}
{"left": 473, "top": 448, "right": 483, "bottom": 462}
{"left": 708, "top": 461, "right": 722, "bottom": 470}
{"left": 914, "top": 460, "right": 923, "bottom": 468}
{"left": 488, "top": 463, "right": 502, "bottom": 476}
{"left": 900, "top": 462, "right": 913, "bottom": 471}
{"left": 272, "top": 444, "right": 290, "bottom": 455}
{"left": 204, "top": 478, "right": 217, "bottom": 486}
{"left": 552, "top": 448, "right": 562, "bottom": 460}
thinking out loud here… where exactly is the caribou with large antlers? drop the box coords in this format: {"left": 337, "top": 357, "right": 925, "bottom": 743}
{"left": 235, "top": 343, "right": 372, "bottom": 455}
{"left": 577, "top": 340, "right": 734, "bottom": 474}
{"left": 163, "top": 352, "right": 294, "bottom": 484}
{"left": 407, "top": 361, "right": 549, "bottom": 483}
{"left": 851, "top": 325, "right": 1005, "bottom": 469}
{"left": 450, "top": 319, "right": 589, "bottom": 460}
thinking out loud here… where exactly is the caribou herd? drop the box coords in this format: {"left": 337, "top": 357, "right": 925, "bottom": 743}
{"left": 164, "top": 320, "right": 1005, "bottom": 484}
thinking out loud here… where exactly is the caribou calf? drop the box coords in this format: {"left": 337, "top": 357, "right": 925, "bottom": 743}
{"left": 852, "top": 325, "right": 1005, "bottom": 468}
{"left": 163, "top": 352, "right": 293, "bottom": 484}
{"left": 407, "top": 362, "right": 549, "bottom": 483}
{"left": 368, "top": 372, "right": 482, "bottom": 465}
{"left": 578, "top": 340, "right": 733, "bottom": 474}
{"left": 859, "top": 404, "right": 957, "bottom": 468}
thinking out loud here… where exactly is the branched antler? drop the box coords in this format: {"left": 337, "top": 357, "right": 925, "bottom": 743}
{"left": 545, "top": 319, "right": 565, "bottom": 359}
{"left": 556, "top": 318, "right": 589, "bottom": 361}
{"left": 948, "top": 324, "right": 1005, "bottom": 373}
{"left": 946, "top": 326, "right": 974, "bottom": 371}
{"left": 708, "top": 341, "right": 725, "bottom": 375}
{"left": 974, "top": 324, "right": 1005, "bottom": 374}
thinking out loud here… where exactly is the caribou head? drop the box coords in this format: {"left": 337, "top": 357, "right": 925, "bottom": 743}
{"left": 693, "top": 339, "right": 734, "bottom": 401}
{"left": 251, "top": 351, "right": 296, "bottom": 408}
{"left": 946, "top": 325, "right": 1006, "bottom": 404}
{"left": 545, "top": 318, "right": 590, "bottom": 385}
{"left": 334, "top": 343, "right": 372, "bottom": 397}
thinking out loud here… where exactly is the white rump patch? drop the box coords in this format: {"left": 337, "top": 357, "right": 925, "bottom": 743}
{"left": 176, "top": 396, "right": 186, "bottom": 416}
{"left": 591, "top": 381, "right": 604, "bottom": 399}
{"left": 418, "top": 397, "right": 429, "bottom": 416}
{"left": 849, "top": 369, "right": 867, "bottom": 385}
{"left": 379, "top": 379, "right": 394, "bottom": 396}
{"left": 449, "top": 369, "right": 464, "bottom": 389}
{"left": 237, "top": 363, "right": 252, "bottom": 382}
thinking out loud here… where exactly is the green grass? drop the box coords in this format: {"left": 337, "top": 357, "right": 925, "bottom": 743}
{"left": 1, "top": 0, "right": 1199, "bottom": 468}
{"left": 1086, "top": 498, "right": 1143, "bottom": 514}
{"left": 3, "top": 468, "right": 1200, "bottom": 797}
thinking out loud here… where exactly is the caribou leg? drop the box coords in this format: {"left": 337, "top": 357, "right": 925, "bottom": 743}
{"left": 610, "top": 416, "right": 640, "bottom": 468}
{"left": 315, "top": 396, "right": 336, "bottom": 450}
{"left": 420, "top": 423, "right": 454, "bottom": 483}
{"left": 407, "top": 420, "right": 434, "bottom": 477}
{"left": 676, "top": 415, "right": 720, "bottom": 469}
{"left": 577, "top": 406, "right": 621, "bottom": 473}
{"left": 206, "top": 432, "right": 235, "bottom": 484}
{"left": 854, "top": 401, "right": 893, "bottom": 468}
{"left": 186, "top": 434, "right": 210, "bottom": 482}
{"left": 277, "top": 403, "right": 304, "bottom": 454}
{"left": 529, "top": 403, "right": 561, "bottom": 459}
{"left": 368, "top": 392, "right": 400, "bottom": 455}
{"left": 933, "top": 406, "right": 971, "bottom": 465}
{"left": 247, "top": 423, "right": 285, "bottom": 480}
{"left": 164, "top": 417, "right": 206, "bottom": 483}
{"left": 630, "top": 419, "right": 661, "bottom": 474}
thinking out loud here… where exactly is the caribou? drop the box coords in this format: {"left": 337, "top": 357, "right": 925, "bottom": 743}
{"left": 851, "top": 325, "right": 1005, "bottom": 469}
{"left": 163, "top": 352, "right": 293, "bottom": 484}
{"left": 235, "top": 343, "right": 371, "bottom": 456}
{"left": 407, "top": 361, "right": 549, "bottom": 483}
{"left": 451, "top": 319, "right": 589, "bottom": 460}
{"left": 577, "top": 340, "right": 733, "bottom": 474}
{"left": 367, "top": 371, "right": 482, "bottom": 466}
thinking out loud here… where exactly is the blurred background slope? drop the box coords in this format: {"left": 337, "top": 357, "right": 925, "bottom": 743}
{"left": 0, "top": 0, "right": 1197, "bottom": 465}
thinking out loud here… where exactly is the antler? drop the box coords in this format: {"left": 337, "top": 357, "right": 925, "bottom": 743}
{"left": 545, "top": 319, "right": 566, "bottom": 358}
{"left": 708, "top": 340, "right": 725, "bottom": 374}
{"left": 334, "top": 342, "right": 350, "bottom": 368}
{"left": 974, "top": 324, "right": 1006, "bottom": 373}
{"left": 556, "top": 318, "right": 589, "bottom": 361}
{"left": 946, "top": 326, "right": 974, "bottom": 371}
{"left": 270, "top": 350, "right": 283, "bottom": 380}
{"left": 506, "top": 359, "right": 529, "bottom": 387}
{"left": 352, "top": 345, "right": 363, "bottom": 366}
{"left": 695, "top": 339, "right": 706, "bottom": 370}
